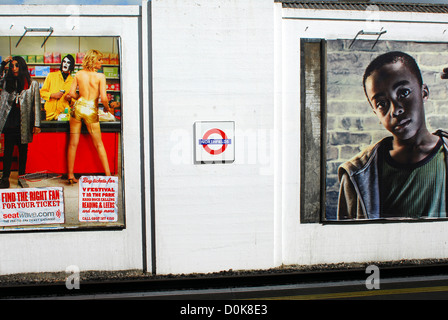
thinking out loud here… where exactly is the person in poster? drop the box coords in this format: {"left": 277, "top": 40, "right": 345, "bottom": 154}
{"left": 40, "top": 54, "right": 75, "bottom": 120}
{"left": 0, "top": 56, "right": 41, "bottom": 189}
{"left": 65, "top": 49, "right": 111, "bottom": 184}
{"left": 337, "top": 51, "right": 448, "bottom": 220}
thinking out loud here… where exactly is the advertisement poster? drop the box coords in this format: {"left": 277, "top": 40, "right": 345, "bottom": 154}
{"left": 325, "top": 40, "right": 448, "bottom": 221}
{"left": 0, "top": 187, "right": 64, "bottom": 226}
{"left": 79, "top": 176, "right": 118, "bottom": 222}
{"left": 0, "top": 35, "right": 124, "bottom": 231}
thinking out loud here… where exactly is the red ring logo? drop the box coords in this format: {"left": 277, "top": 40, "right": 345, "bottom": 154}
{"left": 202, "top": 128, "right": 228, "bottom": 155}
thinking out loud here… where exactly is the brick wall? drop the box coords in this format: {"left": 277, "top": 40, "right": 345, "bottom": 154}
{"left": 325, "top": 39, "right": 448, "bottom": 219}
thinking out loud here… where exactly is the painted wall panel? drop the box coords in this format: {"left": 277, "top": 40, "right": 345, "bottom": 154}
{"left": 280, "top": 8, "right": 448, "bottom": 266}
{"left": 151, "top": 0, "right": 275, "bottom": 274}
{"left": 0, "top": 6, "right": 143, "bottom": 275}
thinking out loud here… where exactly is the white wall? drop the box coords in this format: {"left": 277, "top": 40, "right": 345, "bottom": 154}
{"left": 151, "top": 0, "right": 276, "bottom": 274}
{"left": 3, "top": 1, "right": 447, "bottom": 277}
{"left": 279, "top": 6, "right": 448, "bottom": 266}
{"left": 0, "top": 5, "right": 144, "bottom": 275}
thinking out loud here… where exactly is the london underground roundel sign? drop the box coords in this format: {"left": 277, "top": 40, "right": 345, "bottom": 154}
{"left": 194, "top": 121, "right": 235, "bottom": 164}
{"left": 200, "top": 128, "right": 230, "bottom": 155}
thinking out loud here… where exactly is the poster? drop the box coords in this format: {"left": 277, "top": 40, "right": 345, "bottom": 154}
{"left": 0, "top": 35, "right": 124, "bottom": 231}
{"left": 79, "top": 176, "right": 118, "bottom": 222}
{"left": 325, "top": 40, "right": 448, "bottom": 221}
{"left": 0, "top": 187, "right": 64, "bottom": 226}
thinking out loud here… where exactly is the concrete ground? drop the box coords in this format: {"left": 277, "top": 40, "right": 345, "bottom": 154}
{"left": 1, "top": 259, "right": 448, "bottom": 288}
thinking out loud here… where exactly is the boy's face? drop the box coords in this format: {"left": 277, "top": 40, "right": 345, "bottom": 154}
{"left": 365, "top": 61, "right": 429, "bottom": 141}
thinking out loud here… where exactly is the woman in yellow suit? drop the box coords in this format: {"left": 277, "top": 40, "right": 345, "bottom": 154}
{"left": 40, "top": 55, "right": 75, "bottom": 120}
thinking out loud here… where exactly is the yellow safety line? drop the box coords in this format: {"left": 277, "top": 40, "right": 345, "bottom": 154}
{"left": 255, "top": 285, "right": 448, "bottom": 300}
